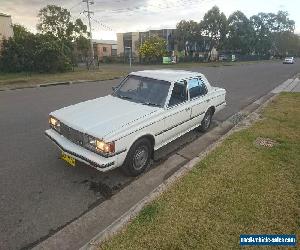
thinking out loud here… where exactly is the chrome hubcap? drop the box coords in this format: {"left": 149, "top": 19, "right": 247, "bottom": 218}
{"left": 204, "top": 114, "right": 211, "bottom": 128}
{"left": 133, "top": 146, "right": 148, "bottom": 170}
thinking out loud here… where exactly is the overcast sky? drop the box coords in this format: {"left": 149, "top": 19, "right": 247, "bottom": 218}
{"left": 1, "top": 0, "right": 300, "bottom": 40}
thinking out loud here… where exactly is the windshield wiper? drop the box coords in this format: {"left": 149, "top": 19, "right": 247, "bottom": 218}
{"left": 142, "top": 102, "right": 161, "bottom": 107}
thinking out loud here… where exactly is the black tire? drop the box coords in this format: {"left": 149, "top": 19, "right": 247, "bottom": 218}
{"left": 199, "top": 109, "right": 213, "bottom": 132}
{"left": 122, "top": 138, "right": 152, "bottom": 177}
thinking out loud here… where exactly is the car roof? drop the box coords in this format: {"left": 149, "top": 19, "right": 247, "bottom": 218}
{"left": 130, "top": 70, "right": 204, "bottom": 82}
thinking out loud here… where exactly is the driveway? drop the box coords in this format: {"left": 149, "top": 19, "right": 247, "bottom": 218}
{"left": 0, "top": 61, "right": 299, "bottom": 249}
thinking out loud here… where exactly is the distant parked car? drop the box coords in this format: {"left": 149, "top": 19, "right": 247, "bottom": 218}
{"left": 283, "top": 57, "right": 295, "bottom": 64}
{"left": 218, "top": 54, "right": 229, "bottom": 61}
{"left": 45, "top": 70, "right": 226, "bottom": 176}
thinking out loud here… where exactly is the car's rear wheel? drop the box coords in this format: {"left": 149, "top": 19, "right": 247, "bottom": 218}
{"left": 122, "top": 138, "right": 152, "bottom": 176}
{"left": 199, "top": 109, "right": 213, "bottom": 132}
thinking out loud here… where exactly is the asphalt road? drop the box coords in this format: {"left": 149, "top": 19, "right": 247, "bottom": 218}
{"left": 0, "top": 61, "right": 299, "bottom": 250}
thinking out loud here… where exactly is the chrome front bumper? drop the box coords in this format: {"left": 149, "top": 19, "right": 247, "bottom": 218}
{"left": 45, "top": 129, "right": 123, "bottom": 172}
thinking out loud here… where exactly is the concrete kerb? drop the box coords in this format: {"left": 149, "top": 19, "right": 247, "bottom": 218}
{"left": 81, "top": 92, "right": 279, "bottom": 250}
{"left": 38, "top": 77, "right": 120, "bottom": 88}
{"left": 271, "top": 76, "right": 299, "bottom": 93}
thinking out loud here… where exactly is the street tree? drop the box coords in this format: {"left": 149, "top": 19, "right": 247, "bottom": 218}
{"left": 0, "top": 24, "right": 37, "bottom": 72}
{"left": 272, "top": 11, "right": 295, "bottom": 33}
{"left": 200, "top": 6, "right": 227, "bottom": 60}
{"left": 37, "top": 5, "right": 88, "bottom": 41}
{"left": 271, "top": 11, "right": 296, "bottom": 56}
{"left": 251, "top": 11, "right": 296, "bottom": 56}
{"left": 34, "top": 34, "right": 72, "bottom": 72}
{"left": 74, "top": 35, "right": 90, "bottom": 64}
{"left": 37, "top": 5, "right": 88, "bottom": 58}
{"left": 250, "top": 13, "right": 273, "bottom": 55}
{"left": 226, "top": 11, "right": 255, "bottom": 54}
{"left": 175, "top": 20, "right": 202, "bottom": 55}
{"left": 139, "top": 36, "right": 167, "bottom": 63}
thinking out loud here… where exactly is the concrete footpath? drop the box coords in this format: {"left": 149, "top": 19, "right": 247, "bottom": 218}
{"left": 33, "top": 76, "right": 300, "bottom": 250}
{"left": 271, "top": 77, "right": 300, "bottom": 93}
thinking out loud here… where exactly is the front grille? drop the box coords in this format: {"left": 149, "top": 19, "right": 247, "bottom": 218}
{"left": 61, "top": 123, "right": 85, "bottom": 146}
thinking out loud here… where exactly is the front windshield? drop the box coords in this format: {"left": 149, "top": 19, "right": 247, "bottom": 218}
{"left": 113, "top": 75, "right": 170, "bottom": 107}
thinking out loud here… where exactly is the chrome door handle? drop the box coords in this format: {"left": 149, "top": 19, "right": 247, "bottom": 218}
{"left": 206, "top": 99, "right": 211, "bottom": 102}
{"left": 185, "top": 107, "right": 191, "bottom": 111}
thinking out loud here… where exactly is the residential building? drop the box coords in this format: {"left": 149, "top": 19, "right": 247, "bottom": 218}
{"left": 93, "top": 40, "right": 117, "bottom": 60}
{"left": 117, "top": 29, "right": 176, "bottom": 58}
{"left": 0, "top": 13, "right": 13, "bottom": 48}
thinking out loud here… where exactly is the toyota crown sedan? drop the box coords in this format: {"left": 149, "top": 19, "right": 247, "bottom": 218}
{"left": 45, "top": 70, "right": 226, "bottom": 176}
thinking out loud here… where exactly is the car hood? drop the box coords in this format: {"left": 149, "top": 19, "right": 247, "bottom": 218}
{"left": 51, "top": 95, "right": 159, "bottom": 138}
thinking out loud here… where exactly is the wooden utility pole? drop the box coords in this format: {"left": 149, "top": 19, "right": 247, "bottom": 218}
{"left": 83, "top": 0, "right": 95, "bottom": 67}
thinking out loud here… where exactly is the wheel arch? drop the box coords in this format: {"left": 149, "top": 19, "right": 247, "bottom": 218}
{"left": 129, "top": 133, "right": 155, "bottom": 158}
{"left": 208, "top": 106, "right": 215, "bottom": 115}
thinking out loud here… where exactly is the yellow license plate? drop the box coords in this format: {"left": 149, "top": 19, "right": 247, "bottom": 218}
{"left": 61, "top": 152, "right": 76, "bottom": 167}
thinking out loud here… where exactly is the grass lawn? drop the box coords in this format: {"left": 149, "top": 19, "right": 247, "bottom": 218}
{"left": 99, "top": 92, "right": 300, "bottom": 249}
{"left": 0, "top": 68, "right": 127, "bottom": 88}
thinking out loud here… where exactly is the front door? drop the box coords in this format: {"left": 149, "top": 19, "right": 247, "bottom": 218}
{"left": 159, "top": 82, "right": 191, "bottom": 144}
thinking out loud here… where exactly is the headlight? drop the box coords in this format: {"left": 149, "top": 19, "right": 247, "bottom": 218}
{"left": 49, "top": 116, "right": 61, "bottom": 133}
{"left": 87, "top": 136, "right": 115, "bottom": 154}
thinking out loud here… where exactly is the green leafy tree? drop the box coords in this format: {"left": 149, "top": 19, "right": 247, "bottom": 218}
{"left": 251, "top": 11, "right": 296, "bottom": 56}
{"left": 34, "top": 34, "right": 72, "bottom": 72}
{"left": 139, "top": 36, "right": 167, "bottom": 63}
{"left": 226, "top": 11, "right": 255, "bottom": 54}
{"left": 271, "top": 11, "right": 295, "bottom": 33}
{"left": 37, "top": 5, "right": 88, "bottom": 42}
{"left": 250, "top": 13, "right": 273, "bottom": 55}
{"left": 0, "top": 24, "right": 37, "bottom": 72}
{"left": 37, "top": 5, "right": 89, "bottom": 63}
{"left": 175, "top": 20, "right": 202, "bottom": 54}
{"left": 0, "top": 5, "right": 88, "bottom": 73}
{"left": 200, "top": 6, "right": 227, "bottom": 60}
{"left": 12, "top": 24, "right": 31, "bottom": 39}
{"left": 272, "top": 32, "right": 299, "bottom": 57}
{"left": 74, "top": 35, "right": 90, "bottom": 64}
{"left": 271, "top": 11, "right": 296, "bottom": 56}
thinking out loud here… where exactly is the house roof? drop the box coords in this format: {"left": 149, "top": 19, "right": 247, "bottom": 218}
{"left": 130, "top": 70, "right": 204, "bottom": 82}
{"left": 93, "top": 39, "right": 117, "bottom": 45}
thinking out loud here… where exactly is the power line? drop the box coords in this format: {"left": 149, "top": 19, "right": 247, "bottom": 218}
{"left": 69, "top": 1, "right": 83, "bottom": 12}
{"left": 89, "top": 15, "right": 114, "bottom": 31}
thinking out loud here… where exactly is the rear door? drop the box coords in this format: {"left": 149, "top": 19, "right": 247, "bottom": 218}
{"left": 188, "top": 77, "right": 209, "bottom": 126}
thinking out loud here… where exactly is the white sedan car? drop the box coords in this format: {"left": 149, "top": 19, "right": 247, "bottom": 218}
{"left": 283, "top": 57, "right": 295, "bottom": 64}
{"left": 45, "top": 70, "right": 226, "bottom": 176}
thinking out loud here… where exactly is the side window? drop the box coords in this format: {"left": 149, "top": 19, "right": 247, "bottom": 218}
{"left": 168, "top": 82, "right": 188, "bottom": 107}
{"left": 188, "top": 77, "right": 207, "bottom": 99}
{"left": 198, "top": 78, "right": 208, "bottom": 96}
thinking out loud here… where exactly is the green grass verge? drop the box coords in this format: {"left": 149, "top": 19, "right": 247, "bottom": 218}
{"left": 99, "top": 92, "right": 300, "bottom": 250}
{"left": 0, "top": 68, "right": 127, "bottom": 88}
{"left": 0, "top": 60, "right": 277, "bottom": 89}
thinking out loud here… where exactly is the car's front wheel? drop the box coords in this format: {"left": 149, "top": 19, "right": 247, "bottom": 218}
{"left": 122, "top": 138, "right": 152, "bottom": 176}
